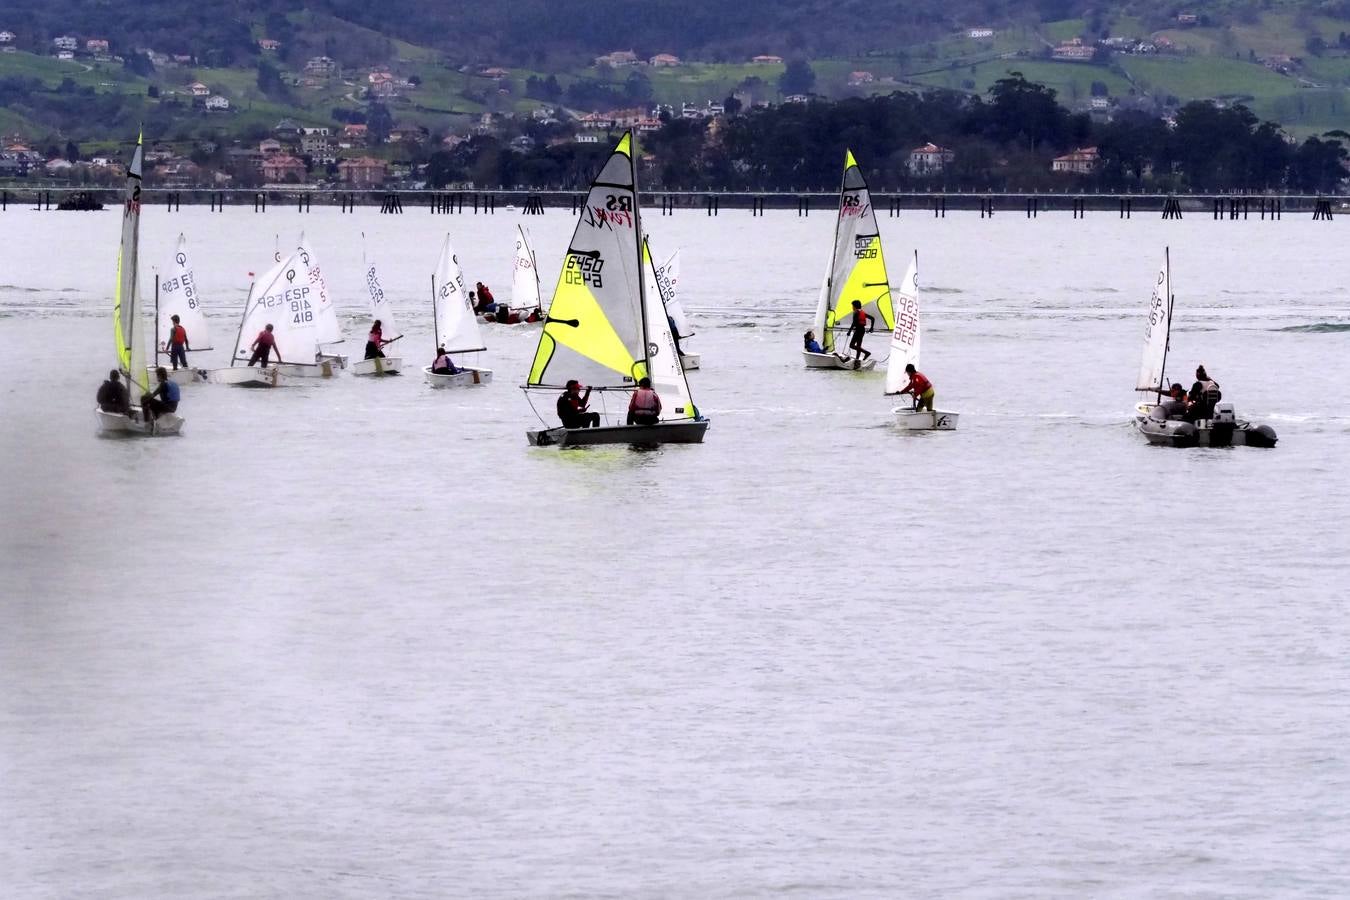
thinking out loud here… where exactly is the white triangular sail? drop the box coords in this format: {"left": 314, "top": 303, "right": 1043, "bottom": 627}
{"left": 643, "top": 238, "right": 697, "bottom": 420}
{"left": 655, "top": 249, "right": 692, "bottom": 338}
{"left": 157, "top": 233, "right": 212, "bottom": 353}
{"left": 362, "top": 249, "right": 397, "bottom": 338}
{"left": 297, "top": 233, "right": 342, "bottom": 350}
{"left": 884, "top": 253, "right": 921, "bottom": 394}
{"left": 526, "top": 132, "right": 646, "bottom": 390}
{"left": 432, "top": 234, "right": 485, "bottom": 354}
{"left": 815, "top": 150, "right": 895, "bottom": 352}
{"left": 511, "top": 224, "right": 541, "bottom": 311}
{"left": 232, "top": 248, "right": 319, "bottom": 365}
{"left": 1137, "top": 248, "right": 1172, "bottom": 393}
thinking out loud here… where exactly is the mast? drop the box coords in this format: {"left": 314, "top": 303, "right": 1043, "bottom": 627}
{"left": 1157, "top": 245, "right": 1173, "bottom": 399}
{"left": 431, "top": 274, "right": 439, "bottom": 349}
{"left": 629, "top": 129, "right": 651, "bottom": 374}
{"left": 230, "top": 279, "right": 256, "bottom": 368}
{"left": 154, "top": 272, "right": 160, "bottom": 368}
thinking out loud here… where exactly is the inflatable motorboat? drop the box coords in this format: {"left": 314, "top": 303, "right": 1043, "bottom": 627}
{"left": 1138, "top": 401, "right": 1277, "bottom": 448}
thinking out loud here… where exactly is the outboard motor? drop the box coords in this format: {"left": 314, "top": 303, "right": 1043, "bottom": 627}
{"left": 1209, "top": 402, "right": 1237, "bottom": 447}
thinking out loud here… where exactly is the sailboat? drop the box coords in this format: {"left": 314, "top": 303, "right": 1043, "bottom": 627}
{"left": 522, "top": 130, "right": 709, "bottom": 447}
{"left": 151, "top": 233, "right": 211, "bottom": 384}
{"left": 655, "top": 249, "right": 700, "bottom": 370}
{"left": 296, "top": 233, "right": 347, "bottom": 373}
{"left": 1133, "top": 248, "right": 1277, "bottom": 448}
{"left": 211, "top": 246, "right": 331, "bottom": 386}
{"left": 483, "top": 224, "right": 545, "bottom": 326}
{"left": 883, "top": 252, "right": 959, "bottom": 430}
{"left": 804, "top": 150, "right": 896, "bottom": 370}
{"left": 423, "top": 234, "right": 492, "bottom": 387}
{"left": 351, "top": 246, "right": 402, "bottom": 376}
{"left": 96, "top": 132, "right": 184, "bottom": 436}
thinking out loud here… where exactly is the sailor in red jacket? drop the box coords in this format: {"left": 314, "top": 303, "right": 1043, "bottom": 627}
{"left": 844, "top": 299, "right": 874, "bottom": 367}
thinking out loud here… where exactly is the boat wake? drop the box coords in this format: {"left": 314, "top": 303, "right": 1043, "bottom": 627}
{"left": 1277, "top": 322, "right": 1350, "bottom": 333}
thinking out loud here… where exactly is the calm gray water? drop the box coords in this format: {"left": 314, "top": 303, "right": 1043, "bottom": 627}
{"left": 2, "top": 207, "right": 1349, "bottom": 898}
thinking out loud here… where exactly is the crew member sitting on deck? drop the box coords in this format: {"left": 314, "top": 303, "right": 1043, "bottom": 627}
{"left": 627, "top": 377, "right": 662, "bottom": 426}
{"left": 97, "top": 370, "right": 129, "bottom": 414}
{"left": 893, "top": 363, "right": 935, "bottom": 411}
{"left": 803, "top": 330, "right": 824, "bottom": 354}
{"left": 431, "top": 346, "right": 460, "bottom": 375}
{"left": 557, "top": 379, "right": 601, "bottom": 429}
{"left": 140, "top": 367, "right": 180, "bottom": 424}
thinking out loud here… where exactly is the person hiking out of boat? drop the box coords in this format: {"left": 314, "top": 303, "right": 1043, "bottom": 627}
{"left": 894, "top": 364, "right": 935, "bottom": 411}
{"left": 141, "top": 367, "right": 181, "bottom": 424}
{"left": 431, "top": 346, "right": 460, "bottom": 375}
{"left": 365, "top": 319, "right": 388, "bottom": 360}
{"left": 557, "top": 379, "right": 600, "bottom": 429}
{"left": 845, "top": 300, "right": 874, "bottom": 366}
{"left": 165, "top": 314, "right": 190, "bottom": 370}
{"left": 247, "top": 324, "right": 281, "bottom": 367}
{"left": 627, "top": 377, "right": 662, "bottom": 426}
{"left": 1186, "top": 365, "right": 1222, "bottom": 421}
{"left": 803, "top": 330, "right": 824, "bottom": 354}
{"left": 96, "top": 370, "right": 129, "bottom": 414}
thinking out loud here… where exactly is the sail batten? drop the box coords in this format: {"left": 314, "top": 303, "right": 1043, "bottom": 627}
{"left": 1137, "top": 249, "right": 1172, "bottom": 392}
{"left": 526, "top": 132, "right": 646, "bottom": 389}
{"left": 815, "top": 150, "right": 895, "bottom": 351}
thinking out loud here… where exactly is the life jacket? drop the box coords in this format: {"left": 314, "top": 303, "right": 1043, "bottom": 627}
{"left": 1198, "top": 379, "right": 1220, "bottom": 399}
{"left": 433, "top": 353, "right": 452, "bottom": 370}
{"left": 632, "top": 388, "right": 660, "bottom": 413}
{"left": 853, "top": 309, "right": 868, "bottom": 328}
{"left": 170, "top": 324, "right": 187, "bottom": 344}
{"left": 910, "top": 371, "right": 932, "bottom": 394}
{"left": 368, "top": 329, "right": 382, "bottom": 344}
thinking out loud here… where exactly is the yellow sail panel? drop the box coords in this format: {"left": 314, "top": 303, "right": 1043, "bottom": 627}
{"left": 113, "top": 248, "right": 131, "bottom": 372}
{"left": 831, "top": 235, "right": 895, "bottom": 331}
{"left": 528, "top": 272, "right": 641, "bottom": 383}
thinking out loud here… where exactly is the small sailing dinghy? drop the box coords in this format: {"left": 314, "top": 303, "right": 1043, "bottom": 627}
{"left": 1133, "top": 248, "right": 1277, "bottom": 448}
{"left": 351, "top": 247, "right": 402, "bottom": 376}
{"left": 481, "top": 224, "right": 545, "bottom": 326}
{"left": 804, "top": 150, "right": 896, "bottom": 370}
{"left": 212, "top": 247, "right": 335, "bottom": 386}
{"left": 96, "top": 133, "right": 183, "bottom": 436}
{"left": 423, "top": 234, "right": 492, "bottom": 387}
{"left": 884, "top": 252, "right": 959, "bottom": 430}
{"left": 522, "top": 131, "right": 709, "bottom": 447}
{"left": 655, "top": 249, "right": 700, "bottom": 370}
{"left": 151, "top": 233, "right": 211, "bottom": 384}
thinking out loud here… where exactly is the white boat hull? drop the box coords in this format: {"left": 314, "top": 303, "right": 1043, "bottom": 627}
{"left": 210, "top": 365, "right": 282, "bottom": 387}
{"left": 95, "top": 407, "right": 184, "bottom": 436}
{"left": 318, "top": 353, "right": 348, "bottom": 370}
{"left": 893, "top": 407, "right": 960, "bottom": 430}
{"left": 352, "top": 356, "right": 403, "bottom": 376}
{"left": 679, "top": 353, "right": 701, "bottom": 370}
{"left": 148, "top": 365, "right": 209, "bottom": 385}
{"left": 803, "top": 350, "right": 874, "bottom": 371}
{"left": 277, "top": 360, "right": 340, "bottom": 379}
{"left": 423, "top": 366, "right": 492, "bottom": 387}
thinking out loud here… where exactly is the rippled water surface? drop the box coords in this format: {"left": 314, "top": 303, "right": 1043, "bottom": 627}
{"left": 2, "top": 206, "right": 1349, "bottom": 898}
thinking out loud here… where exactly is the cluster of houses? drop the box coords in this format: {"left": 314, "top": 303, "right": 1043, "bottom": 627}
{"left": 0, "top": 140, "right": 131, "bottom": 181}
{"left": 902, "top": 143, "right": 1106, "bottom": 177}
{"left": 593, "top": 51, "right": 789, "bottom": 68}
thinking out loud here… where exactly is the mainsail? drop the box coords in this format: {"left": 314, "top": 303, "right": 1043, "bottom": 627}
{"left": 232, "top": 248, "right": 319, "bottom": 365}
{"left": 511, "top": 224, "right": 541, "bottom": 311}
{"left": 432, "top": 234, "right": 484, "bottom": 353}
{"left": 884, "top": 253, "right": 921, "bottom": 394}
{"left": 157, "top": 233, "right": 212, "bottom": 353}
{"left": 1137, "top": 248, "right": 1172, "bottom": 393}
{"left": 643, "top": 239, "right": 697, "bottom": 419}
{"left": 655, "top": 249, "right": 693, "bottom": 339}
{"left": 114, "top": 133, "right": 149, "bottom": 396}
{"left": 815, "top": 150, "right": 895, "bottom": 352}
{"left": 297, "top": 233, "right": 342, "bottom": 349}
{"left": 362, "top": 249, "right": 397, "bottom": 338}
{"left": 527, "top": 132, "right": 646, "bottom": 390}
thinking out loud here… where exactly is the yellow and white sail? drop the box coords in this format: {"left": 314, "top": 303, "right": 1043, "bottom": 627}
{"left": 814, "top": 149, "right": 895, "bottom": 352}
{"left": 114, "top": 133, "right": 149, "bottom": 396}
{"left": 527, "top": 132, "right": 647, "bottom": 390}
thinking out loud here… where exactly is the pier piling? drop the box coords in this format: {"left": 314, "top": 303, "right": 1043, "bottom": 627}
{"left": 1313, "top": 198, "right": 1334, "bottom": 220}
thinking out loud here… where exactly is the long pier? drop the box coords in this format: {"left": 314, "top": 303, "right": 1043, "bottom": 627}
{"left": 0, "top": 187, "right": 1344, "bottom": 220}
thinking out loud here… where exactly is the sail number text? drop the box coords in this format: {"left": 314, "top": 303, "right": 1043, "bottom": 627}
{"left": 162, "top": 272, "right": 198, "bottom": 309}
{"left": 257, "top": 285, "right": 314, "bottom": 323}
{"left": 564, "top": 253, "right": 605, "bottom": 288}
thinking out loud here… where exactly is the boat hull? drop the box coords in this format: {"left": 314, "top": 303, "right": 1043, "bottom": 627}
{"left": 1138, "top": 417, "right": 1277, "bottom": 448}
{"left": 527, "top": 418, "right": 709, "bottom": 447}
{"left": 148, "top": 365, "right": 209, "bottom": 385}
{"left": 352, "top": 356, "right": 403, "bottom": 376}
{"left": 95, "top": 407, "right": 184, "bottom": 436}
{"left": 423, "top": 366, "right": 492, "bottom": 387}
{"left": 679, "top": 353, "right": 701, "bottom": 371}
{"left": 803, "top": 350, "right": 874, "bottom": 371}
{"left": 894, "top": 408, "right": 960, "bottom": 430}
{"left": 210, "top": 365, "right": 281, "bottom": 387}
{"left": 278, "top": 360, "right": 340, "bottom": 379}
